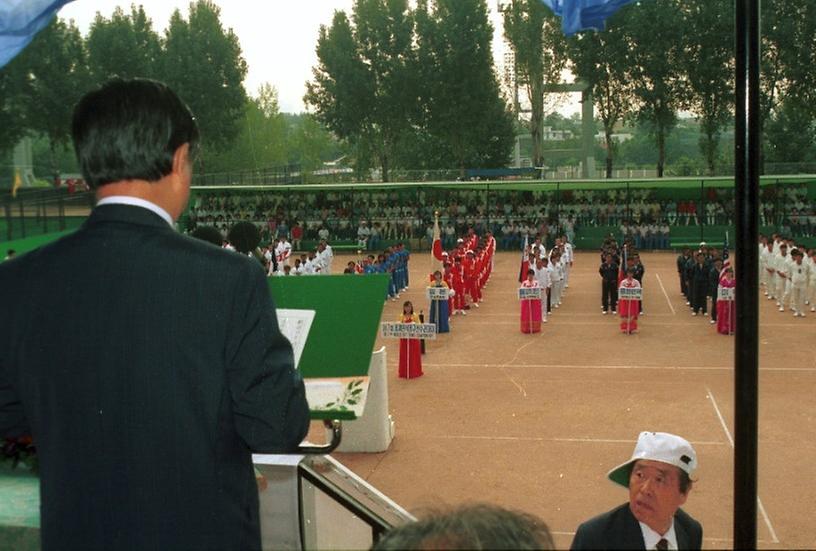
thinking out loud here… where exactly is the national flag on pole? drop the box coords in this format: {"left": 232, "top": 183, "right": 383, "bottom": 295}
{"left": 540, "top": 0, "right": 642, "bottom": 36}
{"left": 618, "top": 244, "right": 628, "bottom": 284}
{"left": 11, "top": 169, "right": 22, "bottom": 198}
{"left": 722, "top": 231, "right": 730, "bottom": 261}
{"left": 431, "top": 214, "right": 443, "bottom": 274}
{"left": 518, "top": 234, "right": 529, "bottom": 283}
{"left": 0, "top": 0, "right": 75, "bottom": 68}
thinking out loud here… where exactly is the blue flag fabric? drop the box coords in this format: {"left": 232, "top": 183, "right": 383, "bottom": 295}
{"left": 0, "top": 0, "right": 75, "bottom": 68}
{"left": 541, "top": 0, "right": 641, "bottom": 35}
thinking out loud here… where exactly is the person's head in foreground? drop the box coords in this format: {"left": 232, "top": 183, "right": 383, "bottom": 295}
{"left": 372, "top": 504, "right": 555, "bottom": 550}
{"left": 571, "top": 431, "right": 702, "bottom": 551}
{"left": 72, "top": 78, "right": 199, "bottom": 220}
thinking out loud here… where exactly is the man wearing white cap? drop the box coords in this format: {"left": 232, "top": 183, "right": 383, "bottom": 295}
{"left": 571, "top": 432, "right": 702, "bottom": 550}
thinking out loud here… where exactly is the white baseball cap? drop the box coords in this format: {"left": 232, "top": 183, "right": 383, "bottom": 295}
{"left": 607, "top": 432, "right": 697, "bottom": 488}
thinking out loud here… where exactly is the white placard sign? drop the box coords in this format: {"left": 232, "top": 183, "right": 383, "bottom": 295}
{"left": 276, "top": 309, "right": 316, "bottom": 369}
{"left": 618, "top": 287, "right": 643, "bottom": 300}
{"left": 518, "top": 287, "right": 542, "bottom": 300}
{"left": 718, "top": 287, "right": 735, "bottom": 301}
{"left": 380, "top": 322, "right": 438, "bottom": 340}
{"left": 426, "top": 287, "right": 450, "bottom": 301}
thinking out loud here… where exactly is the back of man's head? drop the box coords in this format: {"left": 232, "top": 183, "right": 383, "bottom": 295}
{"left": 72, "top": 78, "right": 199, "bottom": 189}
{"left": 372, "top": 504, "right": 554, "bottom": 550}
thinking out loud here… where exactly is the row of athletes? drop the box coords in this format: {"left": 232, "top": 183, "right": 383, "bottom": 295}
{"left": 518, "top": 236, "right": 576, "bottom": 333}
{"left": 396, "top": 230, "right": 498, "bottom": 379}
{"left": 759, "top": 234, "right": 816, "bottom": 317}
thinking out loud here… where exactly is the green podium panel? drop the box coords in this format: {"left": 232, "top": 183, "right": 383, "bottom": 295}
{"left": 268, "top": 274, "right": 389, "bottom": 420}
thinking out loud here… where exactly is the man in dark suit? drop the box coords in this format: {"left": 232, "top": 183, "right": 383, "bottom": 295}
{"left": 571, "top": 432, "right": 702, "bottom": 550}
{"left": 0, "top": 79, "right": 311, "bottom": 550}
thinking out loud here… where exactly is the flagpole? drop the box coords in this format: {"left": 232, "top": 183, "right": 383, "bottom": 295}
{"left": 734, "top": 0, "right": 760, "bottom": 547}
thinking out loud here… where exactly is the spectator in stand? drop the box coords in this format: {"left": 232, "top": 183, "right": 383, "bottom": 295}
{"left": 291, "top": 222, "right": 303, "bottom": 251}
{"left": 357, "top": 220, "right": 370, "bottom": 250}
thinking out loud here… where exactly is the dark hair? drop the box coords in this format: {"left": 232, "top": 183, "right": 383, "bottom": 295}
{"left": 190, "top": 225, "right": 223, "bottom": 247}
{"left": 71, "top": 78, "right": 199, "bottom": 189}
{"left": 227, "top": 221, "right": 261, "bottom": 254}
{"left": 373, "top": 504, "right": 555, "bottom": 550}
{"left": 679, "top": 470, "right": 693, "bottom": 494}
{"left": 527, "top": 269, "right": 535, "bottom": 276}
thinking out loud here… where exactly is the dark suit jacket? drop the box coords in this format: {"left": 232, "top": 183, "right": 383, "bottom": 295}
{"left": 0, "top": 204, "right": 310, "bottom": 551}
{"left": 570, "top": 503, "right": 703, "bottom": 550}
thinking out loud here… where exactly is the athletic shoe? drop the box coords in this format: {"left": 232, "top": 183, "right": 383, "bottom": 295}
{"left": 474, "top": 303, "right": 479, "bottom": 308}
{"left": 602, "top": 311, "right": 608, "bottom": 315}
{"left": 811, "top": 307, "right": 815, "bottom": 312}
{"left": 543, "top": 318, "right": 548, "bottom": 323}
{"left": 612, "top": 310, "right": 617, "bottom": 314}
{"left": 461, "top": 310, "right": 467, "bottom": 316}
{"left": 710, "top": 319, "right": 716, "bottom": 324}
{"left": 779, "top": 306, "right": 784, "bottom": 312}
{"left": 685, "top": 301, "right": 690, "bottom": 305}
{"left": 692, "top": 312, "right": 697, "bottom": 316}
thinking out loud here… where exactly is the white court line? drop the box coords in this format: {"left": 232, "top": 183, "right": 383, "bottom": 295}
{"left": 655, "top": 273, "right": 676, "bottom": 315}
{"left": 427, "top": 434, "right": 726, "bottom": 446}
{"left": 421, "top": 362, "right": 816, "bottom": 373}
{"left": 705, "top": 386, "right": 780, "bottom": 544}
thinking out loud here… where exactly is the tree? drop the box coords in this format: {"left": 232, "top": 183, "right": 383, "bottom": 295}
{"left": 682, "top": 0, "right": 734, "bottom": 175}
{"left": 764, "top": 98, "right": 816, "bottom": 165}
{"left": 86, "top": 5, "right": 162, "bottom": 83}
{"left": 503, "top": 0, "right": 567, "bottom": 168}
{"left": 306, "top": 1, "right": 417, "bottom": 182}
{"left": 161, "top": 1, "right": 248, "bottom": 164}
{"left": 206, "top": 84, "right": 288, "bottom": 173}
{"left": 415, "top": 0, "right": 514, "bottom": 175}
{"left": 618, "top": 0, "right": 688, "bottom": 177}
{"left": 13, "top": 18, "right": 90, "bottom": 178}
{"left": 0, "top": 62, "right": 27, "bottom": 156}
{"left": 760, "top": 0, "right": 816, "bottom": 171}
{"left": 567, "top": 19, "right": 633, "bottom": 178}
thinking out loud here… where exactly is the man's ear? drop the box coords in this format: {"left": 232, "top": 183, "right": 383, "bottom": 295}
{"left": 172, "top": 143, "right": 191, "bottom": 176}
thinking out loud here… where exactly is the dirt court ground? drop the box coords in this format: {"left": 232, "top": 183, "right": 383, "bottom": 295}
{"left": 332, "top": 250, "right": 815, "bottom": 549}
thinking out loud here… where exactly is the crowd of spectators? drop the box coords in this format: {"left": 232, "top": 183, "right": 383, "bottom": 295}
{"left": 185, "top": 183, "right": 815, "bottom": 250}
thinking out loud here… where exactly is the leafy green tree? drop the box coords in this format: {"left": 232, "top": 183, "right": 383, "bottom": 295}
{"left": 306, "top": 1, "right": 417, "bottom": 182}
{"left": 681, "top": 0, "right": 734, "bottom": 175}
{"left": 206, "top": 84, "right": 288, "bottom": 173}
{"left": 764, "top": 98, "right": 816, "bottom": 164}
{"left": 503, "top": 0, "right": 567, "bottom": 168}
{"left": 617, "top": 0, "right": 688, "bottom": 177}
{"left": 13, "top": 18, "right": 90, "bottom": 178}
{"left": 160, "top": 1, "right": 248, "bottom": 165}
{"left": 286, "top": 114, "right": 344, "bottom": 173}
{"left": 567, "top": 18, "right": 632, "bottom": 178}
{"left": 0, "top": 62, "right": 27, "bottom": 156}
{"left": 759, "top": 0, "right": 816, "bottom": 170}
{"left": 415, "top": 0, "right": 514, "bottom": 174}
{"left": 86, "top": 5, "right": 162, "bottom": 83}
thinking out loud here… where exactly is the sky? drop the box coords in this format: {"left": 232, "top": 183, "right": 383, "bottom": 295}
{"left": 59, "top": 1, "right": 581, "bottom": 116}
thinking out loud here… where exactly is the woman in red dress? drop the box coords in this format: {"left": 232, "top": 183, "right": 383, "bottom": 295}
{"left": 519, "top": 269, "right": 543, "bottom": 333}
{"left": 618, "top": 268, "right": 642, "bottom": 334}
{"left": 398, "top": 301, "right": 423, "bottom": 379}
{"left": 716, "top": 267, "right": 736, "bottom": 335}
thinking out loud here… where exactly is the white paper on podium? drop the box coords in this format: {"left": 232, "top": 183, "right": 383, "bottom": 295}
{"left": 276, "top": 308, "right": 316, "bottom": 369}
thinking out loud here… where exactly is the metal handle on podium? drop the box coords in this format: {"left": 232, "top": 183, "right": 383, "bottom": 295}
{"left": 297, "top": 420, "right": 343, "bottom": 454}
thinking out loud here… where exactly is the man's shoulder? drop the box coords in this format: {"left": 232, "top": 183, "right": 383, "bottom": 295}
{"left": 572, "top": 503, "right": 639, "bottom": 550}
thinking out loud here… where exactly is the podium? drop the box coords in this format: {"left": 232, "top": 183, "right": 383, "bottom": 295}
{"left": 268, "top": 274, "right": 391, "bottom": 436}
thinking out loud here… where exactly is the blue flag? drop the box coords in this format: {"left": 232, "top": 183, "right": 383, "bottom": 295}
{"left": 541, "top": 0, "right": 642, "bottom": 35}
{"left": 0, "top": 0, "right": 75, "bottom": 68}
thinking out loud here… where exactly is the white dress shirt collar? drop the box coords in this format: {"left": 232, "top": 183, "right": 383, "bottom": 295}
{"left": 95, "top": 196, "right": 174, "bottom": 228}
{"left": 639, "top": 520, "right": 678, "bottom": 550}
